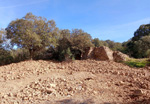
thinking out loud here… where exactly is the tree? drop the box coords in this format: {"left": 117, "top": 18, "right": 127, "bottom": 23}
{"left": 71, "top": 29, "right": 94, "bottom": 52}
{"left": 135, "top": 36, "right": 150, "bottom": 57}
{"left": 92, "top": 38, "right": 108, "bottom": 47}
{"left": 92, "top": 38, "right": 123, "bottom": 51}
{"left": 132, "top": 24, "right": 150, "bottom": 41}
{"left": 0, "top": 29, "right": 13, "bottom": 65}
{"left": 0, "top": 29, "right": 5, "bottom": 47}
{"left": 6, "top": 13, "right": 58, "bottom": 59}
{"left": 125, "top": 24, "right": 150, "bottom": 58}
{"left": 70, "top": 29, "right": 94, "bottom": 59}
{"left": 0, "top": 33, "right": 2, "bottom": 44}
{"left": 92, "top": 38, "right": 101, "bottom": 47}
{"left": 56, "top": 29, "right": 72, "bottom": 61}
{"left": 55, "top": 29, "right": 94, "bottom": 61}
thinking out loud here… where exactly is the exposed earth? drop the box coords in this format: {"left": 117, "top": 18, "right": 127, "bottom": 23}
{"left": 0, "top": 59, "right": 150, "bottom": 104}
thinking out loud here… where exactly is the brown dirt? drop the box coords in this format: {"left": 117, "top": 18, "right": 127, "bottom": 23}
{"left": 0, "top": 59, "right": 150, "bottom": 104}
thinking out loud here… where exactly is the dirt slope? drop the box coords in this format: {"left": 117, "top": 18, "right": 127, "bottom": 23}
{"left": 0, "top": 60, "right": 150, "bottom": 104}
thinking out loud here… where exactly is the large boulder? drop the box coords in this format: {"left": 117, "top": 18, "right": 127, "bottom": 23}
{"left": 93, "top": 46, "right": 114, "bottom": 60}
{"left": 113, "top": 51, "right": 129, "bottom": 62}
{"left": 82, "top": 46, "right": 114, "bottom": 61}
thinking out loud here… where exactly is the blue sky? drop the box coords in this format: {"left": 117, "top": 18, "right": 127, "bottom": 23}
{"left": 0, "top": 0, "right": 150, "bottom": 42}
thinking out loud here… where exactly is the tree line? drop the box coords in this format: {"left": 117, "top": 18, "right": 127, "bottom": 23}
{"left": 0, "top": 13, "right": 150, "bottom": 65}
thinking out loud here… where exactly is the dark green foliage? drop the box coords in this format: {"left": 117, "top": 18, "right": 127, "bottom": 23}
{"left": 132, "top": 24, "right": 150, "bottom": 41}
{"left": 0, "top": 29, "right": 13, "bottom": 65}
{"left": 71, "top": 29, "right": 94, "bottom": 53}
{"left": 92, "top": 38, "right": 123, "bottom": 51}
{"left": 105, "top": 40, "right": 123, "bottom": 51}
{"left": 55, "top": 29, "right": 94, "bottom": 61}
{"left": 34, "top": 47, "right": 55, "bottom": 60}
{"left": 58, "top": 48, "right": 73, "bottom": 61}
{"left": 92, "top": 38, "right": 107, "bottom": 47}
{"left": 0, "top": 49, "right": 13, "bottom": 65}
{"left": 10, "top": 49, "right": 30, "bottom": 63}
{"left": 0, "top": 33, "right": 2, "bottom": 44}
{"left": 125, "top": 24, "right": 150, "bottom": 58}
{"left": 0, "top": 29, "right": 5, "bottom": 48}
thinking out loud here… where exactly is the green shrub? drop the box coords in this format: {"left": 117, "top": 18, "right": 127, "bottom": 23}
{"left": 58, "top": 48, "right": 73, "bottom": 61}
{"left": 11, "top": 49, "right": 30, "bottom": 62}
{"left": 124, "top": 59, "right": 149, "bottom": 68}
{"left": 0, "top": 49, "right": 13, "bottom": 65}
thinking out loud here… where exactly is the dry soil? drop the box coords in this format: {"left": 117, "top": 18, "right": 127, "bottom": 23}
{"left": 0, "top": 59, "right": 150, "bottom": 104}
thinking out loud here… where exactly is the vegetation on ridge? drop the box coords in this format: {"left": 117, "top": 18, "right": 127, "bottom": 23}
{"left": 0, "top": 12, "right": 150, "bottom": 67}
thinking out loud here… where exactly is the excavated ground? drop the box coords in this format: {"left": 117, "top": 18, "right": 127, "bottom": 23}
{"left": 0, "top": 59, "right": 150, "bottom": 104}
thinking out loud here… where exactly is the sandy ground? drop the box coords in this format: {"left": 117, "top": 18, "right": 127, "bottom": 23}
{"left": 0, "top": 59, "right": 150, "bottom": 104}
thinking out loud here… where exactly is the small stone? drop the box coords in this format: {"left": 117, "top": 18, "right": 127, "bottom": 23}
{"left": 13, "top": 101, "right": 19, "bottom": 104}
{"left": 118, "top": 94, "right": 122, "bottom": 97}
{"left": 8, "top": 93, "right": 13, "bottom": 97}
{"left": 50, "top": 83, "right": 56, "bottom": 88}
{"left": 133, "top": 89, "right": 143, "bottom": 96}
{"left": 62, "top": 66, "right": 65, "bottom": 69}
{"left": 2, "top": 94, "right": 8, "bottom": 98}
{"left": 119, "top": 81, "right": 124, "bottom": 85}
{"left": 115, "top": 83, "right": 119, "bottom": 86}
{"left": 93, "top": 91, "right": 98, "bottom": 94}
{"left": 45, "top": 89, "right": 52, "bottom": 94}
{"left": 112, "top": 71, "right": 118, "bottom": 75}
{"left": 76, "top": 85, "right": 82, "bottom": 90}
{"left": 125, "top": 72, "right": 128, "bottom": 76}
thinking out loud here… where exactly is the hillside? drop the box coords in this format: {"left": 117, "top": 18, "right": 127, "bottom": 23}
{"left": 0, "top": 60, "right": 150, "bottom": 104}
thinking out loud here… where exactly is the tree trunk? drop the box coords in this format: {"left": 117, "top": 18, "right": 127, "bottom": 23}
{"left": 29, "top": 49, "right": 34, "bottom": 60}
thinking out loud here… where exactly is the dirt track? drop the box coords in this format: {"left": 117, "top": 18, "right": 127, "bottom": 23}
{"left": 0, "top": 60, "right": 150, "bottom": 104}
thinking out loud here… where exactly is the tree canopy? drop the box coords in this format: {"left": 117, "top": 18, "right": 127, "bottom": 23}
{"left": 132, "top": 24, "right": 150, "bottom": 41}
{"left": 0, "top": 29, "right": 5, "bottom": 45}
{"left": 92, "top": 38, "right": 123, "bottom": 51}
{"left": 125, "top": 24, "right": 150, "bottom": 58}
{"left": 56, "top": 29, "right": 94, "bottom": 61}
{"left": 5, "top": 13, "right": 58, "bottom": 59}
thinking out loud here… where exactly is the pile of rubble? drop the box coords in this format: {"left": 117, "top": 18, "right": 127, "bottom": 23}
{"left": 0, "top": 59, "right": 150, "bottom": 104}
{"left": 82, "top": 46, "right": 129, "bottom": 62}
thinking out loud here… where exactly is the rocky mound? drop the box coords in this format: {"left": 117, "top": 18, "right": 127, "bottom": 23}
{"left": 113, "top": 51, "right": 129, "bottom": 62}
{"left": 0, "top": 60, "right": 150, "bottom": 104}
{"left": 94, "top": 46, "right": 114, "bottom": 60}
{"left": 82, "top": 46, "right": 129, "bottom": 62}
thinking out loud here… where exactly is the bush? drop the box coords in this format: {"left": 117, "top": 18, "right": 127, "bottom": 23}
{"left": 0, "top": 49, "right": 13, "bottom": 65}
{"left": 58, "top": 48, "right": 73, "bottom": 61}
{"left": 10, "top": 49, "right": 30, "bottom": 63}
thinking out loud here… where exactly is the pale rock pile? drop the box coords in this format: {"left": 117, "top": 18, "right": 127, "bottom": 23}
{"left": 0, "top": 59, "right": 150, "bottom": 104}
{"left": 113, "top": 51, "right": 129, "bottom": 62}
{"left": 94, "top": 46, "right": 114, "bottom": 60}
{"left": 82, "top": 46, "right": 129, "bottom": 62}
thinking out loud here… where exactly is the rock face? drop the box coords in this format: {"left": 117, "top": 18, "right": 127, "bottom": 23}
{"left": 82, "top": 46, "right": 129, "bottom": 61}
{"left": 94, "top": 46, "right": 114, "bottom": 60}
{"left": 113, "top": 51, "right": 129, "bottom": 62}
{"left": 82, "top": 46, "right": 113, "bottom": 61}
